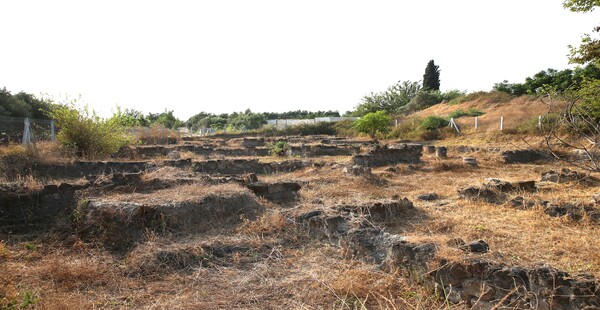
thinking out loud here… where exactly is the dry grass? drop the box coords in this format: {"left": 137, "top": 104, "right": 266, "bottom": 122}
{"left": 3, "top": 133, "right": 600, "bottom": 308}
{"left": 98, "top": 182, "right": 249, "bottom": 204}
{"left": 237, "top": 210, "right": 289, "bottom": 236}
{"left": 414, "top": 95, "right": 547, "bottom": 133}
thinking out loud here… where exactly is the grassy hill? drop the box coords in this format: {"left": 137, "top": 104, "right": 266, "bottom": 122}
{"left": 411, "top": 94, "right": 549, "bottom": 133}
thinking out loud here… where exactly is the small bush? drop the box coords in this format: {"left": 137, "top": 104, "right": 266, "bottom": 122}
{"left": 517, "top": 113, "right": 560, "bottom": 135}
{"left": 448, "top": 109, "right": 485, "bottom": 119}
{"left": 354, "top": 111, "right": 391, "bottom": 139}
{"left": 420, "top": 116, "right": 449, "bottom": 131}
{"left": 387, "top": 118, "right": 425, "bottom": 140}
{"left": 441, "top": 89, "right": 467, "bottom": 102}
{"left": 449, "top": 91, "right": 514, "bottom": 105}
{"left": 400, "top": 91, "right": 444, "bottom": 114}
{"left": 387, "top": 117, "right": 451, "bottom": 141}
{"left": 268, "top": 141, "right": 290, "bottom": 156}
{"left": 49, "top": 105, "right": 130, "bottom": 158}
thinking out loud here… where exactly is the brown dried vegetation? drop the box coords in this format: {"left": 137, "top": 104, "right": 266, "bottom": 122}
{"left": 1, "top": 136, "right": 599, "bottom": 309}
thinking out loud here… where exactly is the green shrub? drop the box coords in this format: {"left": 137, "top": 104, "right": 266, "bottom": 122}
{"left": 49, "top": 105, "right": 130, "bottom": 158}
{"left": 449, "top": 91, "right": 514, "bottom": 105}
{"left": 441, "top": 89, "right": 467, "bottom": 102}
{"left": 516, "top": 114, "right": 560, "bottom": 135}
{"left": 268, "top": 141, "right": 290, "bottom": 156}
{"left": 448, "top": 109, "right": 485, "bottom": 119}
{"left": 400, "top": 91, "right": 444, "bottom": 114}
{"left": 353, "top": 111, "right": 391, "bottom": 139}
{"left": 420, "top": 116, "right": 449, "bottom": 131}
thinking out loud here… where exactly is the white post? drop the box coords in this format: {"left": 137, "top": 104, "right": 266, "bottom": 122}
{"left": 395, "top": 119, "right": 398, "bottom": 127}
{"left": 538, "top": 115, "right": 542, "bottom": 130}
{"left": 22, "top": 118, "right": 31, "bottom": 145}
{"left": 500, "top": 116, "right": 504, "bottom": 131}
{"left": 50, "top": 120, "right": 55, "bottom": 141}
{"left": 475, "top": 117, "right": 478, "bottom": 130}
{"left": 449, "top": 118, "right": 460, "bottom": 133}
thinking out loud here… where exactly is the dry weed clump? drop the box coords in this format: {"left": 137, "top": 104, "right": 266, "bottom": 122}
{"left": 126, "top": 241, "right": 208, "bottom": 275}
{"left": 39, "top": 254, "right": 118, "bottom": 290}
{"left": 237, "top": 210, "right": 289, "bottom": 236}
{"left": 141, "top": 165, "right": 194, "bottom": 181}
{"left": 314, "top": 259, "right": 454, "bottom": 309}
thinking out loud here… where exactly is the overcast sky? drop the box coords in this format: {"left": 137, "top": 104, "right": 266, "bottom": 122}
{"left": 1, "top": 0, "right": 598, "bottom": 120}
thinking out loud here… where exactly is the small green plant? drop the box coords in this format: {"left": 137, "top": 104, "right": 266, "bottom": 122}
{"left": 72, "top": 199, "right": 90, "bottom": 227}
{"left": 420, "top": 116, "right": 449, "bottom": 131}
{"left": 448, "top": 108, "right": 485, "bottom": 119}
{"left": 0, "top": 241, "right": 9, "bottom": 259}
{"left": 24, "top": 243, "right": 37, "bottom": 251}
{"left": 19, "top": 290, "right": 37, "bottom": 308}
{"left": 2, "top": 290, "right": 38, "bottom": 309}
{"left": 353, "top": 111, "right": 391, "bottom": 140}
{"left": 474, "top": 223, "right": 488, "bottom": 231}
{"left": 268, "top": 141, "right": 290, "bottom": 156}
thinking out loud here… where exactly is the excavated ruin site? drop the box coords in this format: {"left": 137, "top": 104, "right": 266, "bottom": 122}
{"left": 1, "top": 136, "right": 600, "bottom": 309}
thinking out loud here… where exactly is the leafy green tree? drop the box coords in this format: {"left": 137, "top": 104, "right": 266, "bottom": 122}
{"left": 494, "top": 64, "right": 600, "bottom": 95}
{"left": 109, "top": 107, "right": 148, "bottom": 127}
{"left": 185, "top": 112, "right": 212, "bottom": 127}
{"left": 261, "top": 110, "right": 340, "bottom": 119}
{"left": 400, "top": 90, "right": 445, "bottom": 114}
{"left": 353, "top": 111, "right": 391, "bottom": 140}
{"left": 423, "top": 60, "right": 441, "bottom": 91}
{"left": 0, "top": 88, "right": 53, "bottom": 119}
{"left": 564, "top": 0, "right": 600, "bottom": 65}
{"left": 147, "top": 110, "right": 182, "bottom": 129}
{"left": 228, "top": 109, "right": 266, "bottom": 130}
{"left": 353, "top": 80, "right": 421, "bottom": 116}
{"left": 493, "top": 80, "right": 528, "bottom": 96}
{"left": 564, "top": 0, "right": 600, "bottom": 12}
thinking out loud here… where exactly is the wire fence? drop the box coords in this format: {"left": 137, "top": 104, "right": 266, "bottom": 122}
{"left": 394, "top": 114, "right": 546, "bottom": 134}
{"left": 0, "top": 114, "right": 550, "bottom": 147}
{"left": 0, "top": 116, "right": 55, "bottom": 145}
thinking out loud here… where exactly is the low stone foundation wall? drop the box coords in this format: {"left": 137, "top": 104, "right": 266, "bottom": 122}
{"left": 352, "top": 144, "right": 422, "bottom": 167}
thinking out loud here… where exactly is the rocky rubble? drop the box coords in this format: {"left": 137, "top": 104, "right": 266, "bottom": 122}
{"left": 295, "top": 199, "right": 600, "bottom": 308}
{"left": 247, "top": 181, "right": 302, "bottom": 202}
{"left": 502, "top": 149, "right": 550, "bottom": 164}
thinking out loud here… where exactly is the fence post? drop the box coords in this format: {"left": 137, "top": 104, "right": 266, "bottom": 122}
{"left": 475, "top": 117, "right": 478, "bottom": 130}
{"left": 395, "top": 119, "right": 398, "bottom": 127}
{"left": 449, "top": 117, "right": 460, "bottom": 133}
{"left": 22, "top": 118, "right": 32, "bottom": 145}
{"left": 50, "top": 120, "right": 56, "bottom": 141}
{"left": 538, "top": 115, "right": 542, "bottom": 130}
{"left": 500, "top": 116, "right": 504, "bottom": 131}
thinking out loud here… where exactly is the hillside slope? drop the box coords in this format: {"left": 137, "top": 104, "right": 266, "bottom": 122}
{"left": 412, "top": 95, "right": 548, "bottom": 132}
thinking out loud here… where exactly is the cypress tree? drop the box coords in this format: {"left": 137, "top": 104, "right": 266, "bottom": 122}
{"left": 423, "top": 60, "right": 441, "bottom": 91}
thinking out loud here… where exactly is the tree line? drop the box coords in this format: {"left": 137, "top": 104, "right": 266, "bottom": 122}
{"left": 0, "top": 88, "right": 342, "bottom": 131}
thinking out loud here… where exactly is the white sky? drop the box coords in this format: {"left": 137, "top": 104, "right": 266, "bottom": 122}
{"left": 1, "top": 0, "right": 598, "bottom": 120}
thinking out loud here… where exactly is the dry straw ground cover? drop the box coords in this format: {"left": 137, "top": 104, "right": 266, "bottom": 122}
{"left": 1, "top": 135, "right": 599, "bottom": 309}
